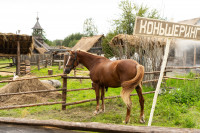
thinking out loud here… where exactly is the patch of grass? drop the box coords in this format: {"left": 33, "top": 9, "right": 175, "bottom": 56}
{"left": 1, "top": 68, "right": 200, "bottom": 129}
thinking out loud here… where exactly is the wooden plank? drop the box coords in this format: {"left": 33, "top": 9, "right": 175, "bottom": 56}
{"left": 62, "top": 77, "right": 67, "bottom": 110}
{"left": 144, "top": 70, "right": 172, "bottom": 74}
{"left": 166, "top": 66, "right": 200, "bottom": 69}
{"left": 148, "top": 38, "right": 171, "bottom": 126}
{"left": 0, "top": 101, "right": 65, "bottom": 110}
{"left": 134, "top": 16, "right": 200, "bottom": 40}
{"left": 164, "top": 76, "right": 194, "bottom": 81}
{"left": 0, "top": 117, "right": 199, "bottom": 133}
{"left": 0, "top": 89, "right": 64, "bottom": 97}
{"left": 64, "top": 91, "right": 155, "bottom": 106}
{"left": 0, "top": 74, "right": 66, "bottom": 83}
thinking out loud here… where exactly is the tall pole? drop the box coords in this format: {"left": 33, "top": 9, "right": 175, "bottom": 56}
{"left": 148, "top": 38, "right": 171, "bottom": 126}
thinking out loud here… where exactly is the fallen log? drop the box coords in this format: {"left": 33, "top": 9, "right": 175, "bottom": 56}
{"left": 0, "top": 117, "right": 199, "bottom": 133}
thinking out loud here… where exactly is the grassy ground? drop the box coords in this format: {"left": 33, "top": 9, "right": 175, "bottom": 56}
{"left": 0, "top": 63, "right": 200, "bottom": 129}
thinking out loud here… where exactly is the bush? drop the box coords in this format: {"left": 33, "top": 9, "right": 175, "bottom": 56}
{"left": 183, "top": 117, "right": 196, "bottom": 128}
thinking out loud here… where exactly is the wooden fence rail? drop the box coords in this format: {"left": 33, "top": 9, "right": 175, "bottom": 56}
{"left": 0, "top": 69, "right": 187, "bottom": 111}
{"left": 0, "top": 73, "right": 161, "bottom": 111}
{"left": 63, "top": 91, "right": 155, "bottom": 106}
{"left": 166, "top": 66, "right": 200, "bottom": 69}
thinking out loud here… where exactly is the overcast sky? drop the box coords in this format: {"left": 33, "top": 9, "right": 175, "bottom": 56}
{"left": 0, "top": 0, "right": 200, "bottom": 40}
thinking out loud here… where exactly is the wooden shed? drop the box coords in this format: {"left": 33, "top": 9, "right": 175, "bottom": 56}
{"left": 110, "top": 34, "right": 168, "bottom": 85}
{"left": 72, "top": 35, "right": 104, "bottom": 55}
{"left": 0, "top": 33, "right": 33, "bottom": 75}
{"left": 171, "top": 17, "right": 200, "bottom": 66}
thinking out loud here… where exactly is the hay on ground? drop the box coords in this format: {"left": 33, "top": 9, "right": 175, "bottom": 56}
{"left": 0, "top": 75, "right": 61, "bottom": 106}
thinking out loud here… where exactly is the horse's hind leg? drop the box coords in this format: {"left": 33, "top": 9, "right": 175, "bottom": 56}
{"left": 125, "top": 103, "right": 131, "bottom": 124}
{"left": 100, "top": 86, "right": 105, "bottom": 113}
{"left": 136, "top": 83, "right": 145, "bottom": 123}
{"left": 93, "top": 84, "right": 100, "bottom": 115}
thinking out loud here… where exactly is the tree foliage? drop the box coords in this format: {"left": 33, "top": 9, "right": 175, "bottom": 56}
{"left": 52, "top": 40, "right": 63, "bottom": 46}
{"left": 83, "top": 18, "right": 98, "bottom": 36}
{"left": 113, "top": 0, "right": 163, "bottom": 34}
{"left": 62, "top": 33, "right": 84, "bottom": 47}
{"left": 102, "top": 32, "right": 118, "bottom": 58}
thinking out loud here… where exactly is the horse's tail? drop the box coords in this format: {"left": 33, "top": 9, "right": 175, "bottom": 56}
{"left": 121, "top": 64, "right": 144, "bottom": 108}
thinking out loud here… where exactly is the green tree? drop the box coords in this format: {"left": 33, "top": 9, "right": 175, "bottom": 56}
{"left": 113, "top": 0, "right": 163, "bottom": 34}
{"left": 52, "top": 39, "right": 63, "bottom": 46}
{"left": 102, "top": 32, "right": 117, "bottom": 58}
{"left": 62, "top": 33, "right": 84, "bottom": 47}
{"left": 83, "top": 18, "right": 98, "bottom": 36}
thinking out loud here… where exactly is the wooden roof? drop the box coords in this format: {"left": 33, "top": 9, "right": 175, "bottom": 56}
{"left": 32, "top": 17, "right": 43, "bottom": 30}
{"left": 0, "top": 33, "right": 34, "bottom": 56}
{"left": 178, "top": 17, "right": 200, "bottom": 25}
{"left": 110, "top": 34, "right": 167, "bottom": 47}
{"left": 72, "top": 35, "right": 104, "bottom": 51}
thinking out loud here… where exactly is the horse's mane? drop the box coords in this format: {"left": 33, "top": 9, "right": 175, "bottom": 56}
{"left": 76, "top": 50, "right": 107, "bottom": 59}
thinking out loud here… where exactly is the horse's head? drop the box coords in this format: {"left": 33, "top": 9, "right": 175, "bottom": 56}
{"left": 64, "top": 50, "right": 79, "bottom": 74}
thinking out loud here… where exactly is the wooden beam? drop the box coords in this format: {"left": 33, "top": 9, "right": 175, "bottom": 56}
{"left": 194, "top": 44, "right": 196, "bottom": 66}
{"left": 148, "top": 38, "right": 171, "bottom": 126}
{"left": 17, "top": 41, "right": 20, "bottom": 75}
{"left": 0, "top": 101, "right": 65, "bottom": 110}
{"left": 0, "top": 117, "right": 199, "bottom": 133}
{"left": 63, "top": 91, "right": 155, "bottom": 106}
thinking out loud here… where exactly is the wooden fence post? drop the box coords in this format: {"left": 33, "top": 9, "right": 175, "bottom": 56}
{"left": 59, "top": 61, "right": 61, "bottom": 70}
{"left": 37, "top": 55, "right": 40, "bottom": 70}
{"left": 16, "top": 41, "right": 20, "bottom": 75}
{"left": 62, "top": 76, "right": 67, "bottom": 110}
{"left": 45, "top": 58, "right": 48, "bottom": 68}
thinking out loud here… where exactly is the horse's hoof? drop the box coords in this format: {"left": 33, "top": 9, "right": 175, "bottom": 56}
{"left": 123, "top": 120, "right": 130, "bottom": 124}
{"left": 140, "top": 115, "right": 145, "bottom": 123}
{"left": 99, "top": 109, "right": 105, "bottom": 113}
{"left": 140, "top": 119, "right": 145, "bottom": 123}
{"left": 93, "top": 110, "right": 99, "bottom": 115}
{"left": 123, "top": 120, "right": 129, "bottom": 124}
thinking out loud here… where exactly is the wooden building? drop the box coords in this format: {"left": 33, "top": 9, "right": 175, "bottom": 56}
{"left": 110, "top": 34, "right": 167, "bottom": 85}
{"left": 72, "top": 35, "right": 104, "bottom": 55}
{"left": 0, "top": 33, "right": 33, "bottom": 75}
{"left": 32, "top": 16, "right": 51, "bottom": 54}
{"left": 168, "top": 17, "right": 200, "bottom": 66}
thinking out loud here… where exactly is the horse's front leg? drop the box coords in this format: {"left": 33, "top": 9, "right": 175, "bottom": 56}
{"left": 100, "top": 86, "right": 105, "bottom": 113}
{"left": 93, "top": 85, "right": 100, "bottom": 115}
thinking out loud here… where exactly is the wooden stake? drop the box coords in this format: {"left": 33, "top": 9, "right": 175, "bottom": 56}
{"left": 148, "top": 38, "right": 171, "bottom": 126}
{"left": 62, "top": 77, "right": 67, "bottom": 110}
{"left": 17, "top": 41, "right": 20, "bottom": 75}
{"left": 59, "top": 61, "right": 61, "bottom": 70}
{"left": 194, "top": 44, "right": 196, "bottom": 66}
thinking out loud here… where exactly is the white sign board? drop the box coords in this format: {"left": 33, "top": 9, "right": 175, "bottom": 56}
{"left": 134, "top": 17, "right": 200, "bottom": 40}
{"left": 133, "top": 16, "right": 200, "bottom": 126}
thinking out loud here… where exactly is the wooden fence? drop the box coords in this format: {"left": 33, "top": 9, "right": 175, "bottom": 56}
{"left": 1, "top": 66, "right": 199, "bottom": 110}
{"left": 0, "top": 70, "right": 171, "bottom": 110}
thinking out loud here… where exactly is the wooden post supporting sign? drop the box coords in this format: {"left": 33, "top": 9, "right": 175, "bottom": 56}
{"left": 148, "top": 38, "right": 171, "bottom": 126}
{"left": 134, "top": 16, "right": 200, "bottom": 126}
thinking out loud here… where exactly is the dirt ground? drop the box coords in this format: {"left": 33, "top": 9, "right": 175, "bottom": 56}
{"left": 0, "top": 123, "right": 84, "bottom": 133}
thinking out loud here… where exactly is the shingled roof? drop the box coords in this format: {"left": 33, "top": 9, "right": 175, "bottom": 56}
{"left": 32, "top": 17, "right": 43, "bottom": 30}
{"left": 72, "top": 35, "right": 104, "bottom": 51}
{"left": 33, "top": 38, "right": 51, "bottom": 54}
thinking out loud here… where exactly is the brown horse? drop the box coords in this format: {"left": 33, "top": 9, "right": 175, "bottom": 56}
{"left": 64, "top": 50, "right": 145, "bottom": 124}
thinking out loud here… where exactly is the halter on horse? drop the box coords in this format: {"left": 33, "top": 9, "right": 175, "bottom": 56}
{"left": 64, "top": 50, "right": 145, "bottom": 124}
